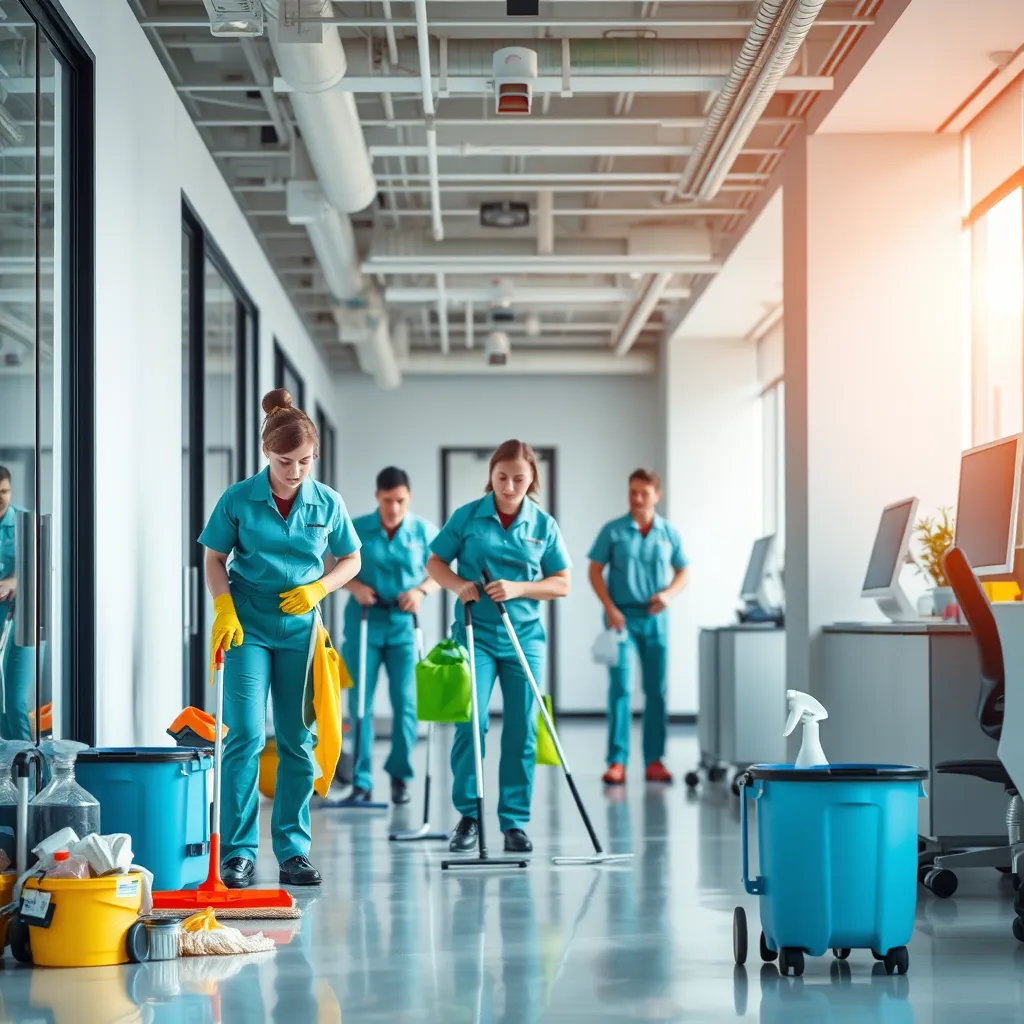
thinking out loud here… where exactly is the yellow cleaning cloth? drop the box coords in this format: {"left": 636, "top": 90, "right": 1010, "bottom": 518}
{"left": 312, "top": 624, "right": 344, "bottom": 798}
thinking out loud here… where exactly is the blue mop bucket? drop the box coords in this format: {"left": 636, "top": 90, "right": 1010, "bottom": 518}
{"left": 734, "top": 763, "right": 927, "bottom": 977}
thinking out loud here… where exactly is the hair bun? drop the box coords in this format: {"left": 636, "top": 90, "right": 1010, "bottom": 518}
{"left": 262, "top": 388, "right": 294, "bottom": 416}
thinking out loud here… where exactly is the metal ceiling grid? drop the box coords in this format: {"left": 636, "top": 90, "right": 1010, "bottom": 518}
{"left": 128, "top": 0, "right": 878, "bottom": 384}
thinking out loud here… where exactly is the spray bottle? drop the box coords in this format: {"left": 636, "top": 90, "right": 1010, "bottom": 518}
{"left": 783, "top": 690, "right": 829, "bottom": 768}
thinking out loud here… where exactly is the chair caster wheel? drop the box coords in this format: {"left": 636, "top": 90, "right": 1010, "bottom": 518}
{"left": 923, "top": 867, "right": 958, "bottom": 898}
{"left": 684, "top": 771, "right": 700, "bottom": 789}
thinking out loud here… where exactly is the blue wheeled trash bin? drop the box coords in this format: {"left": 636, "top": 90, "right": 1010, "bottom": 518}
{"left": 732, "top": 763, "right": 928, "bottom": 977}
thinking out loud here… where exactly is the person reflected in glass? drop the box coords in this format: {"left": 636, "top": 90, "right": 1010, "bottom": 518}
{"left": 0, "top": 466, "right": 34, "bottom": 741}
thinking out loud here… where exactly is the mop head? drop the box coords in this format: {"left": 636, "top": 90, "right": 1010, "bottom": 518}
{"left": 153, "top": 903, "right": 302, "bottom": 920}
{"left": 178, "top": 908, "right": 278, "bottom": 956}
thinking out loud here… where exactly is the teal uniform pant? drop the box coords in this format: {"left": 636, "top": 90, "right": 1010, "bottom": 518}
{"left": 451, "top": 619, "right": 545, "bottom": 833}
{"left": 606, "top": 615, "right": 668, "bottom": 766}
{"left": 1, "top": 640, "right": 34, "bottom": 741}
{"left": 341, "top": 632, "right": 417, "bottom": 792}
{"left": 222, "top": 584, "right": 315, "bottom": 864}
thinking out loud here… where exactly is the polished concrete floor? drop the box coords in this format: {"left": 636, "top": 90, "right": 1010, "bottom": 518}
{"left": 2, "top": 724, "right": 1024, "bottom": 1022}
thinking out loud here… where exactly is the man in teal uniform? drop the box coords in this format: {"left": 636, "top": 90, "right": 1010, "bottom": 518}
{"left": 342, "top": 467, "right": 439, "bottom": 805}
{"left": 588, "top": 468, "right": 689, "bottom": 786}
{"left": 0, "top": 467, "right": 34, "bottom": 741}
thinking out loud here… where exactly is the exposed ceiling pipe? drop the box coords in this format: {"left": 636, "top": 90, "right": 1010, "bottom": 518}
{"left": 365, "top": 256, "right": 722, "bottom": 276}
{"left": 264, "top": 0, "right": 398, "bottom": 389}
{"left": 385, "top": 284, "right": 692, "bottom": 304}
{"left": 674, "top": 0, "right": 827, "bottom": 200}
{"left": 612, "top": 273, "right": 673, "bottom": 356}
{"left": 465, "top": 301, "right": 474, "bottom": 349}
{"left": 413, "top": 0, "right": 443, "bottom": 242}
{"left": 401, "top": 350, "right": 656, "bottom": 375}
{"left": 436, "top": 272, "right": 450, "bottom": 354}
{"left": 262, "top": 0, "right": 376, "bottom": 212}
{"left": 537, "top": 190, "right": 554, "bottom": 255}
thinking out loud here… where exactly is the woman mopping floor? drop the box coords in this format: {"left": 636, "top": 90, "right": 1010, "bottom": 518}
{"left": 427, "top": 440, "right": 571, "bottom": 855}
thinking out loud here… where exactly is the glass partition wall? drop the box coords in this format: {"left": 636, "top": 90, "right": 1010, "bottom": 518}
{"left": 0, "top": 1, "right": 93, "bottom": 744}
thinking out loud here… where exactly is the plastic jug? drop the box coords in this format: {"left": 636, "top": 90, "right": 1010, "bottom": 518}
{"left": 29, "top": 741, "right": 100, "bottom": 852}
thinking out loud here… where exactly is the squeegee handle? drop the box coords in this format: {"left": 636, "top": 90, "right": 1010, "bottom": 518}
{"left": 479, "top": 570, "right": 506, "bottom": 616}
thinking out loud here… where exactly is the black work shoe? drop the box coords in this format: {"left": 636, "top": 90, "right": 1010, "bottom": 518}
{"left": 279, "top": 855, "right": 322, "bottom": 886}
{"left": 503, "top": 828, "right": 533, "bottom": 854}
{"left": 222, "top": 857, "right": 255, "bottom": 889}
{"left": 391, "top": 777, "right": 411, "bottom": 805}
{"left": 349, "top": 787, "right": 374, "bottom": 803}
{"left": 448, "top": 816, "right": 479, "bottom": 853}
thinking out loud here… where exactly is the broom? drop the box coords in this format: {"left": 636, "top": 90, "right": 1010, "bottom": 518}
{"left": 152, "top": 647, "right": 300, "bottom": 919}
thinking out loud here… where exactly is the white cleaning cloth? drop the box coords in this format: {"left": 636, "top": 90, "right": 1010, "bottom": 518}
{"left": 591, "top": 629, "right": 625, "bottom": 667}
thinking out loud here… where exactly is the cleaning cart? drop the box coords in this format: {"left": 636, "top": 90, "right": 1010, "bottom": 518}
{"left": 733, "top": 762, "right": 927, "bottom": 977}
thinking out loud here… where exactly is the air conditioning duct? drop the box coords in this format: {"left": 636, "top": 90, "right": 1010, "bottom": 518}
{"left": 493, "top": 47, "right": 537, "bottom": 115}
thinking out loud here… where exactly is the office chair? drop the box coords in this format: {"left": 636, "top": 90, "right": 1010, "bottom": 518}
{"left": 920, "top": 548, "right": 1024, "bottom": 930}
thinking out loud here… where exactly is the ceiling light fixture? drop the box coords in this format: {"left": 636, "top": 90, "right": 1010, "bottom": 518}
{"left": 201, "top": 0, "right": 264, "bottom": 37}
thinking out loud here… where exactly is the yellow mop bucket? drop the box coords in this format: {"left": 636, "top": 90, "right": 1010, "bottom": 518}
{"left": 21, "top": 872, "right": 143, "bottom": 967}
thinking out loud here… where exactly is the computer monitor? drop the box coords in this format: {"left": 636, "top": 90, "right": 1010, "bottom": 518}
{"left": 861, "top": 498, "right": 919, "bottom": 622}
{"left": 738, "top": 535, "right": 783, "bottom": 622}
{"left": 953, "top": 434, "right": 1024, "bottom": 583}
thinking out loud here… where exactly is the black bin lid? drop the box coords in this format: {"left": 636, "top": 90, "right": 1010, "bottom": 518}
{"left": 77, "top": 747, "right": 213, "bottom": 764}
{"left": 747, "top": 763, "right": 928, "bottom": 783}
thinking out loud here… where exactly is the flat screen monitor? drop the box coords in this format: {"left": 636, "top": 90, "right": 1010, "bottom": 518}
{"left": 861, "top": 499, "right": 917, "bottom": 596}
{"left": 953, "top": 434, "right": 1024, "bottom": 575}
{"left": 740, "top": 536, "right": 775, "bottom": 602}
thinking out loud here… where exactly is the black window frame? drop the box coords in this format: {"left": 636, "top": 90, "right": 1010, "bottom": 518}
{"left": 274, "top": 340, "right": 305, "bottom": 409}
{"left": 315, "top": 403, "right": 337, "bottom": 490}
{"left": 181, "top": 198, "right": 259, "bottom": 710}
{"left": 18, "top": 1, "right": 97, "bottom": 744}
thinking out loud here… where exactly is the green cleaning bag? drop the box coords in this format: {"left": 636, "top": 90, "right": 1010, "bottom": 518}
{"left": 535, "top": 695, "right": 561, "bottom": 766}
{"left": 416, "top": 638, "right": 473, "bottom": 723}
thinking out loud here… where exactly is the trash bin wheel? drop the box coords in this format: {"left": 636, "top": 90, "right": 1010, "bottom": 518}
{"left": 709, "top": 766, "right": 727, "bottom": 783}
{"left": 778, "top": 948, "right": 804, "bottom": 977}
{"left": 832, "top": 948, "right": 851, "bottom": 960}
{"left": 684, "top": 771, "right": 700, "bottom": 789}
{"left": 1013, "top": 916, "right": 1024, "bottom": 943}
{"left": 732, "top": 907, "right": 748, "bottom": 966}
{"left": 8, "top": 918, "right": 31, "bottom": 964}
{"left": 883, "top": 946, "right": 909, "bottom": 975}
{"left": 759, "top": 931, "right": 777, "bottom": 963}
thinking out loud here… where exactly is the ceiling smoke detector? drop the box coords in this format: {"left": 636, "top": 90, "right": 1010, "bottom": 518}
{"left": 201, "top": 0, "right": 264, "bottom": 37}
{"left": 493, "top": 47, "right": 538, "bottom": 115}
{"left": 480, "top": 201, "right": 530, "bottom": 229}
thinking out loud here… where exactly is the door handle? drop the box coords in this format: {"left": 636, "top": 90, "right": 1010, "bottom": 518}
{"left": 189, "top": 566, "right": 199, "bottom": 637}
{"left": 14, "top": 510, "right": 35, "bottom": 648}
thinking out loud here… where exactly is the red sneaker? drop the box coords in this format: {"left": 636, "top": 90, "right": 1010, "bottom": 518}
{"left": 645, "top": 761, "right": 674, "bottom": 784}
{"left": 602, "top": 763, "right": 626, "bottom": 786}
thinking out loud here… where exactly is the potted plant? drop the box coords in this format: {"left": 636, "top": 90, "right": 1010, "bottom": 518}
{"left": 913, "top": 508, "right": 955, "bottom": 615}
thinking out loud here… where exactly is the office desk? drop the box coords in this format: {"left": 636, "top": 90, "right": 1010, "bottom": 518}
{"left": 989, "top": 603, "right": 1024, "bottom": 797}
{"left": 697, "top": 625, "right": 786, "bottom": 781}
{"left": 821, "top": 623, "right": 1007, "bottom": 842}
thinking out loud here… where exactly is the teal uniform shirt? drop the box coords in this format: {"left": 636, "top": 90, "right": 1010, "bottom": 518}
{"left": 0, "top": 503, "right": 33, "bottom": 741}
{"left": 199, "top": 468, "right": 360, "bottom": 863}
{"left": 0, "top": 504, "right": 20, "bottom": 605}
{"left": 588, "top": 513, "right": 688, "bottom": 626}
{"left": 200, "top": 467, "right": 361, "bottom": 589}
{"left": 343, "top": 511, "right": 439, "bottom": 646}
{"left": 433, "top": 494, "right": 571, "bottom": 832}
{"left": 589, "top": 513, "right": 687, "bottom": 767}
{"left": 430, "top": 493, "right": 572, "bottom": 634}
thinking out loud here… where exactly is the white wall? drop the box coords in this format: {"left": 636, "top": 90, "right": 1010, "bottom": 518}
{"left": 782, "top": 132, "right": 966, "bottom": 699}
{"left": 663, "top": 335, "right": 763, "bottom": 714}
{"left": 331, "top": 374, "right": 665, "bottom": 714}
{"left": 60, "top": 0, "right": 339, "bottom": 744}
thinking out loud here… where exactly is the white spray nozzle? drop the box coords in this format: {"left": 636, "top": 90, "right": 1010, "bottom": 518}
{"left": 783, "top": 689, "right": 828, "bottom": 737}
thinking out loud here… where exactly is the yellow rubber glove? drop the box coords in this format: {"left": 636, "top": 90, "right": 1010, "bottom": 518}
{"left": 210, "top": 594, "right": 244, "bottom": 682}
{"left": 279, "top": 580, "right": 328, "bottom": 616}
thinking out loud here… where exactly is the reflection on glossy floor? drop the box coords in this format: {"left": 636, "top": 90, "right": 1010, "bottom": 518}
{"left": 3, "top": 724, "right": 1024, "bottom": 1022}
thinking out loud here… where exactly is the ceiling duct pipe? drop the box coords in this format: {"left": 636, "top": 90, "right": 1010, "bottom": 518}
{"left": 263, "top": 0, "right": 376, "bottom": 212}
{"left": 370, "top": 37, "right": 743, "bottom": 78}
{"left": 612, "top": 273, "right": 673, "bottom": 357}
{"left": 265, "top": 1, "right": 399, "bottom": 388}
{"left": 413, "top": 0, "right": 444, "bottom": 242}
{"left": 674, "top": 0, "right": 826, "bottom": 200}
